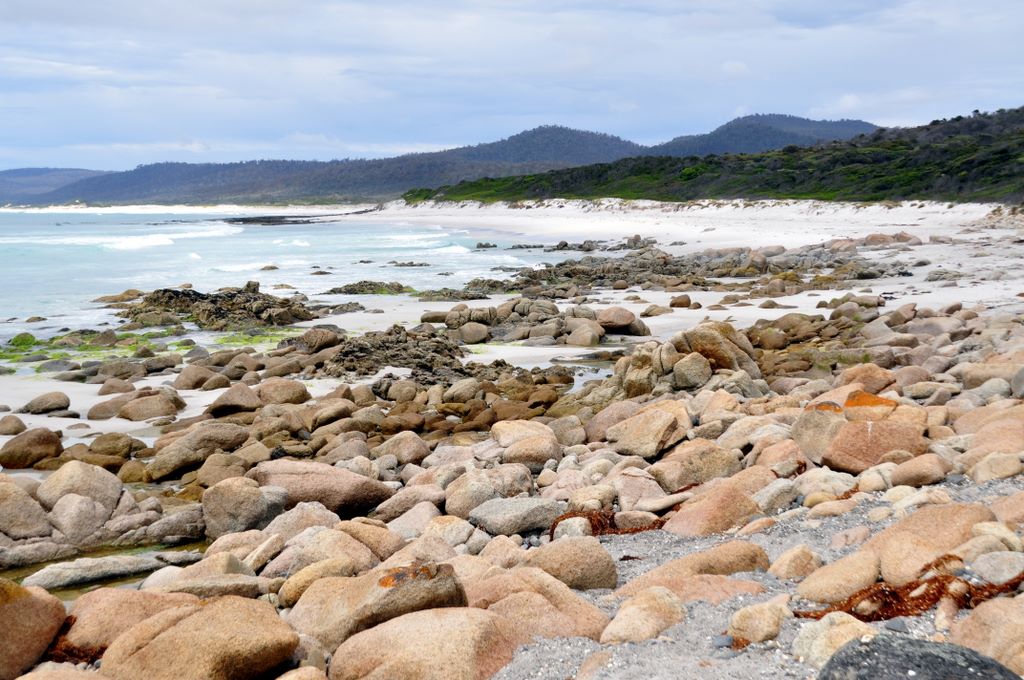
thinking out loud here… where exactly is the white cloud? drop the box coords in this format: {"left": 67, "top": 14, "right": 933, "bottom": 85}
{"left": 66, "top": 141, "right": 212, "bottom": 154}
{"left": 721, "top": 60, "right": 750, "bottom": 77}
{"left": 0, "top": 56, "right": 121, "bottom": 81}
{"left": 0, "top": 0, "right": 1021, "bottom": 168}
{"left": 808, "top": 87, "right": 933, "bottom": 123}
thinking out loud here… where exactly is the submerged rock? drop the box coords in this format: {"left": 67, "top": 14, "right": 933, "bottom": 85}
{"left": 22, "top": 552, "right": 202, "bottom": 590}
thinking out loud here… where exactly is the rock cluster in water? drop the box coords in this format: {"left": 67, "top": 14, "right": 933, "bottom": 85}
{"left": 116, "top": 281, "right": 316, "bottom": 330}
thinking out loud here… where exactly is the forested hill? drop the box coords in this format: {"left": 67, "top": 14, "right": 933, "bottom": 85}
{"left": 13, "top": 115, "right": 873, "bottom": 205}
{"left": 444, "top": 126, "right": 645, "bottom": 164}
{"left": 648, "top": 114, "right": 876, "bottom": 156}
{"left": 30, "top": 158, "right": 574, "bottom": 206}
{"left": 28, "top": 126, "right": 648, "bottom": 205}
{"left": 407, "top": 108, "right": 1024, "bottom": 204}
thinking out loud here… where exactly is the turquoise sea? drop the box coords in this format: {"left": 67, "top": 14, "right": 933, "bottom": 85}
{"left": 0, "top": 209, "right": 549, "bottom": 341}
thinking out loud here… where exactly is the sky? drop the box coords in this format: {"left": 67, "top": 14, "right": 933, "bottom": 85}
{"left": 1, "top": 0, "right": 1021, "bottom": 170}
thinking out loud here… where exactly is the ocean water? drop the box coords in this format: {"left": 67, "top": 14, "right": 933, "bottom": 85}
{"left": 0, "top": 209, "right": 550, "bottom": 341}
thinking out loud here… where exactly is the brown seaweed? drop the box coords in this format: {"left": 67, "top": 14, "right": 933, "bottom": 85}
{"left": 548, "top": 509, "right": 665, "bottom": 541}
{"left": 793, "top": 554, "right": 1024, "bottom": 622}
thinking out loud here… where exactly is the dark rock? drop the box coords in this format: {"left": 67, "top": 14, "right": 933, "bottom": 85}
{"left": 92, "top": 329, "right": 119, "bottom": 346}
{"left": 818, "top": 633, "right": 1017, "bottom": 680}
{"left": 37, "top": 359, "right": 81, "bottom": 373}
{"left": 320, "top": 324, "right": 465, "bottom": 382}
{"left": 142, "top": 354, "right": 181, "bottom": 373}
{"left": 16, "top": 353, "right": 49, "bottom": 363}
{"left": 96, "top": 360, "right": 146, "bottom": 381}
{"left": 135, "top": 345, "right": 156, "bottom": 358}
{"left": 322, "top": 281, "right": 411, "bottom": 295}
{"left": 417, "top": 288, "right": 490, "bottom": 302}
{"left": 288, "top": 327, "right": 343, "bottom": 353}
{"left": 119, "top": 284, "right": 316, "bottom": 330}
{"left": 883, "top": 618, "right": 909, "bottom": 633}
{"left": 712, "top": 635, "right": 733, "bottom": 648}
{"left": 330, "top": 301, "right": 366, "bottom": 313}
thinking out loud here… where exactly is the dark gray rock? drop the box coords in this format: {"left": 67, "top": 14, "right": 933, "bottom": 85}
{"left": 468, "top": 497, "right": 565, "bottom": 535}
{"left": 818, "top": 633, "right": 1017, "bottom": 680}
{"left": 119, "top": 283, "right": 316, "bottom": 330}
{"left": 37, "top": 359, "right": 81, "bottom": 373}
{"left": 1012, "top": 365, "right": 1024, "bottom": 398}
{"left": 882, "top": 618, "right": 909, "bottom": 633}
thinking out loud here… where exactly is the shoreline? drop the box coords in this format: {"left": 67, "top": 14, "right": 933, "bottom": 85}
{"left": 0, "top": 204, "right": 376, "bottom": 215}
{"left": 0, "top": 197, "right": 1004, "bottom": 242}
{"left": 1, "top": 198, "right": 1023, "bottom": 679}
{"left": 2, "top": 197, "right": 1022, "bottom": 434}
{"left": 369, "top": 198, "right": 1005, "bottom": 253}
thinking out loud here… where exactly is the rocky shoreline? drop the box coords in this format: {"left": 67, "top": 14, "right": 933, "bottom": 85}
{"left": 2, "top": 203, "right": 1024, "bottom": 680}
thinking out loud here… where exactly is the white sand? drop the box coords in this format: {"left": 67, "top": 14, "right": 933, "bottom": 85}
{"left": 357, "top": 198, "right": 1001, "bottom": 249}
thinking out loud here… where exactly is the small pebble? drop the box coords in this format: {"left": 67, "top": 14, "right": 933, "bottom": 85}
{"left": 711, "top": 635, "right": 733, "bottom": 648}
{"left": 884, "top": 618, "right": 909, "bottom": 633}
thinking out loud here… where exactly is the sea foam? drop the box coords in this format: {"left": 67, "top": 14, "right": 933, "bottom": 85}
{"left": 0, "top": 224, "right": 244, "bottom": 250}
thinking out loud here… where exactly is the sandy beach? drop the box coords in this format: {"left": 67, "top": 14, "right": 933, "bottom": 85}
{"left": 365, "top": 198, "right": 1000, "bottom": 245}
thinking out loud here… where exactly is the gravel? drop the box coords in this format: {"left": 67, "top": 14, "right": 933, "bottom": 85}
{"left": 494, "top": 475, "right": 1024, "bottom": 679}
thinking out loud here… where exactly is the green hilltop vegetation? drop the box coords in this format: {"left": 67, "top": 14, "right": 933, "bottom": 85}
{"left": 405, "top": 108, "right": 1024, "bottom": 204}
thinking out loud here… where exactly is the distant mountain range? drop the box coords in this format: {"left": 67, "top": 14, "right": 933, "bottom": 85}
{"left": 0, "top": 114, "right": 876, "bottom": 205}
{"left": 410, "top": 107, "right": 1024, "bottom": 204}
{"left": 0, "top": 168, "right": 111, "bottom": 202}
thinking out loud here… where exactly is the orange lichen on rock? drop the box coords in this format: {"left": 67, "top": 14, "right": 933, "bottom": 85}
{"left": 377, "top": 563, "right": 440, "bottom": 589}
{"left": 843, "top": 391, "right": 898, "bottom": 409}
{"left": 842, "top": 390, "right": 899, "bottom": 421}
